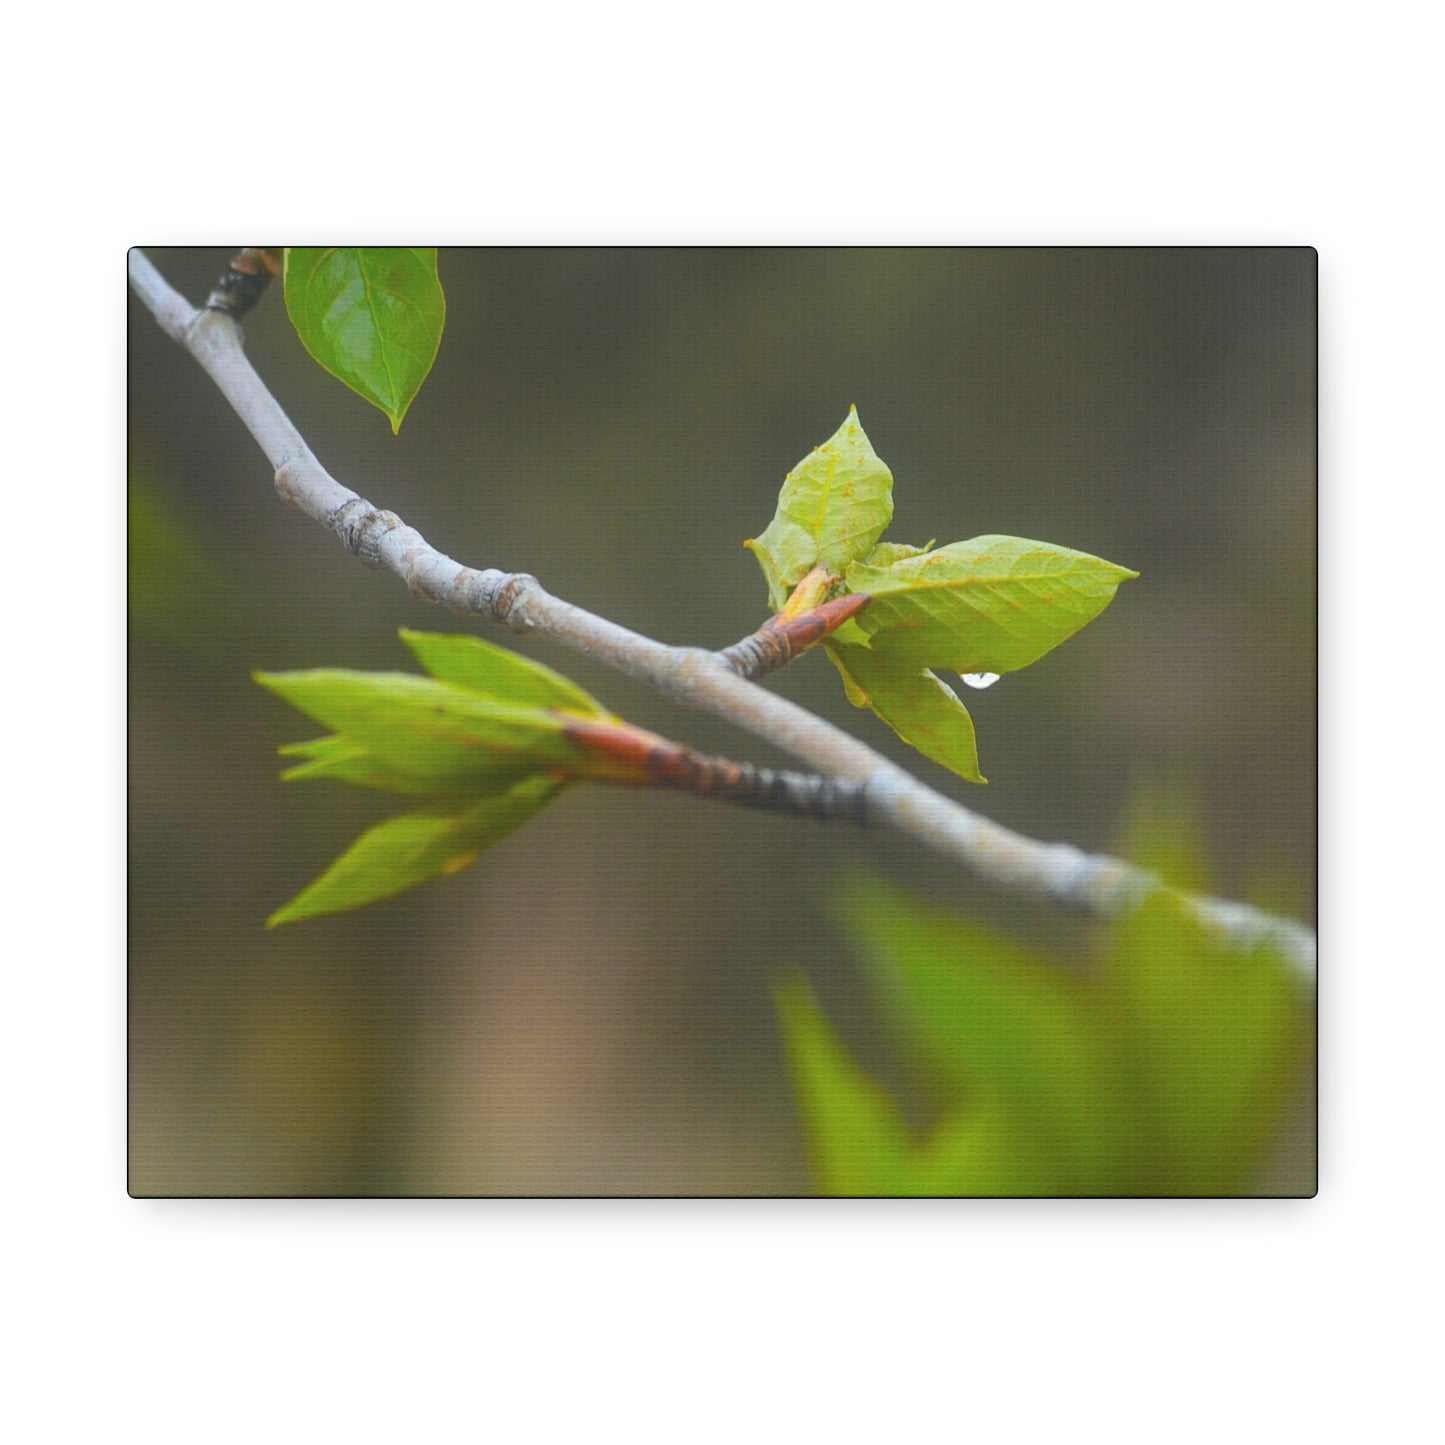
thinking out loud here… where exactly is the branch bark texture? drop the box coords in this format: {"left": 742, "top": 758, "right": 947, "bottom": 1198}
{"left": 127, "top": 248, "right": 1317, "bottom": 988}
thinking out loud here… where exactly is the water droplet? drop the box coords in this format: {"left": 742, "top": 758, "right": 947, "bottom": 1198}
{"left": 960, "top": 672, "right": 1000, "bottom": 690}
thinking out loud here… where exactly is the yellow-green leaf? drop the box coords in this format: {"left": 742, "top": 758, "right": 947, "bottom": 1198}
{"left": 746, "top": 407, "right": 894, "bottom": 611}
{"left": 275, "top": 733, "right": 428, "bottom": 795}
{"left": 771, "top": 976, "right": 914, "bottom": 1195}
{"left": 267, "top": 778, "right": 565, "bottom": 926}
{"left": 399, "top": 630, "right": 610, "bottom": 718}
{"left": 845, "top": 535, "right": 1137, "bottom": 675}
{"left": 254, "top": 669, "right": 581, "bottom": 794}
{"left": 825, "top": 630, "right": 985, "bottom": 784}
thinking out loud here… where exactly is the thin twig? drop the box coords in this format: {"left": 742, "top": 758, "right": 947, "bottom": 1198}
{"left": 718, "top": 591, "right": 872, "bottom": 679}
{"left": 561, "top": 717, "right": 871, "bottom": 823}
{"left": 127, "top": 248, "right": 1317, "bottom": 989}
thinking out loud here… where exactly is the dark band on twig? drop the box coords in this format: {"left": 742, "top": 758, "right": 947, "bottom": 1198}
{"left": 562, "top": 716, "right": 868, "bottom": 824}
{"left": 643, "top": 745, "right": 870, "bottom": 823}
{"left": 205, "top": 247, "right": 282, "bottom": 317}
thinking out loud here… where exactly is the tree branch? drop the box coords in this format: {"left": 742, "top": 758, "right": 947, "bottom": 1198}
{"left": 127, "top": 248, "right": 1317, "bottom": 989}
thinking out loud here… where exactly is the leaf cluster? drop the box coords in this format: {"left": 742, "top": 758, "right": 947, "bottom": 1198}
{"left": 774, "top": 799, "right": 1311, "bottom": 1196}
{"left": 255, "top": 631, "right": 620, "bottom": 926}
{"left": 747, "top": 408, "right": 1136, "bottom": 782}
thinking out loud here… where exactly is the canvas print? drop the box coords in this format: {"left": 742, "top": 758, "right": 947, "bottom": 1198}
{"left": 128, "top": 247, "right": 1316, "bottom": 1196}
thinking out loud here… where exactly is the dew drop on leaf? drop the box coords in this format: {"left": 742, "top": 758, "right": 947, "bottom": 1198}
{"left": 960, "top": 673, "right": 1000, "bottom": 690}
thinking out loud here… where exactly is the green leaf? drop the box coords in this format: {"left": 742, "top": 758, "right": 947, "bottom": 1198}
{"left": 824, "top": 630, "right": 985, "bottom": 784}
{"left": 844, "top": 535, "right": 1137, "bottom": 675}
{"left": 834, "top": 874, "right": 1145, "bottom": 1194}
{"left": 774, "top": 797, "right": 1314, "bottom": 1195}
{"left": 254, "top": 669, "right": 582, "bottom": 795}
{"left": 267, "top": 776, "right": 565, "bottom": 926}
{"left": 746, "top": 407, "right": 894, "bottom": 610}
{"left": 908, "top": 1098, "right": 1069, "bottom": 1196}
{"left": 283, "top": 247, "right": 445, "bottom": 433}
{"left": 128, "top": 470, "right": 230, "bottom": 649}
{"left": 257, "top": 634, "right": 640, "bottom": 923}
{"left": 772, "top": 975, "right": 1066, "bottom": 1195}
{"left": 1104, "top": 895, "right": 1309, "bottom": 1193}
{"left": 771, "top": 977, "right": 915, "bottom": 1195}
{"left": 275, "top": 734, "right": 426, "bottom": 795}
{"left": 399, "top": 629, "right": 609, "bottom": 718}
{"left": 1102, "top": 793, "right": 1311, "bottom": 1193}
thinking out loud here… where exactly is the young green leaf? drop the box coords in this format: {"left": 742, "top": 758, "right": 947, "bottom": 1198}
{"left": 834, "top": 873, "right": 1146, "bottom": 1194}
{"left": 746, "top": 407, "right": 894, "bottom": 611}
{"left": 267, "top": 776, "right": 565, "bottom": 927}
{"left": 399, "top": 629, "right": 611, "bottom": 717}
{"left": 1104, "top": 894, "right": 1310, "bottom": 1193}
{"left": 283, "top": 247, "right": 445, "bottom": 433}
{"left": 771, "top": 976, "right": 915, "bottom": 1195}
{"left": 824, "top": 630, "right": 985, "bottom": 784}
{"left": 844, "top": 535, "right": 1137, "bottom": 676}
{"left": 908, "top": 1098, "right": 1071, "bottom": 1196}
{"left": 772, "top": 975, "right": 1068, "bottom": 1195}
{"left": 1102, "top": 792, "right": 1311, "bottom": 1193}
{"left": 254, "top": 669, "right": 583, "bottom": 795}
{"left": 276, "top": 733, "right": 428, "bottom": 795}
{"left": 782, "top": 795, "right": 1314, "bottom": 1196}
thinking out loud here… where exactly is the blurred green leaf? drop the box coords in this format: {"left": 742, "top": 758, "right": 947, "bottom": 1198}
{"left": 1105, "top": 894, "right": 1309, "bottom": 1193}
{"left": 773, "top": 976, "right": 1070, "bottom": 1195}
{"left": 779, "top": 789, "right": 1313, "bottom": 1195}
{"left": 1104, "top": 790, "right": 1311, "bottom": 1193}
{"left": 399, "top": 629, "right": 609, "bottom": 717}
{"left": 835, "top": 875, "right": 1144, "bottom": 1193}
{"left": 128, "top": 470, "right": 230, "bottom": 651}
{"left": 267, "top": 776, "right": 565, "bottom": 926}
{"left": 283, "top": 247, "right": 445, "bottom": 433}
{"left": 746, "top": 407, "right": 894, "bottom": 610}
{"left": 909, "top": 1099, "right": 1067, "bottom": 1196}
{"left": 257, "top": 632, "right": 737, "bottom": 922}
{"left": 844, "top": 535, "right": 1137, "bottom": 676}
{"left": 825, "top": 627, "right": 985, "bottom": 784}
{"left": 771, "top": 976, "right": 914, "bottom": 1194}
{"left": 1110, "top": 782, "right": 1212, "bottom": 897}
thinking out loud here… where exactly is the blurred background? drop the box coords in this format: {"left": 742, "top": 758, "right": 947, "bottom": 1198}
{"left": 128, "top": 247, "right": 1315, "bottom": 1195}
